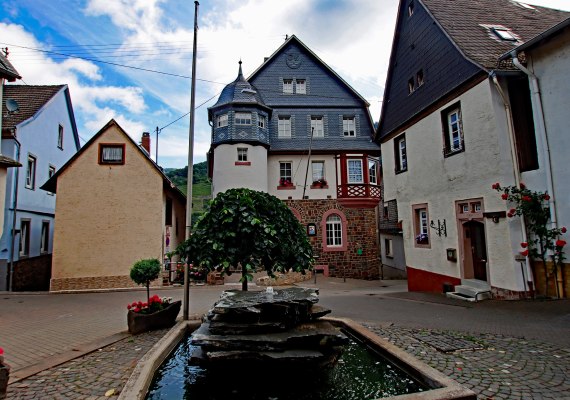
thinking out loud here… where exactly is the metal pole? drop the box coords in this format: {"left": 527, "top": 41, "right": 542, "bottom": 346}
{"left": 184, "top": 0, "right": 199, "bottom": 321}
{"left": 155, "top": 126, "right": 159, "bottom": 164}
{"left": 302, "top": 127, "right": 314, "bottom": 200}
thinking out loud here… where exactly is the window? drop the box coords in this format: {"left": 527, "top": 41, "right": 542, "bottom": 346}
{"left": 492, "top": 28, "right": 517, "bottom": 42}
{"left": 413, "top": 204, "right": 430, "bottom": 247}
{"left": 369, "top": 159, "right": 378, "bottom": 185}
{"left": 310, "top": 116, "right": 324, "bottom": 137}
{"left": 237, "top": 148, "right": 248, "bottom": 162}
{"left": 99, "top": 144, "right": 125, "bottom": 165}
{"left": 283, "top": 79, "right": 293, "bottom": 94}
{"left": 312, "top": 161, "right": 325, "bottom": 182}
{"left": 508, "top": 77, "right": 538, "bottom": 171}
{"left": 296, "top": 79, "right": 306, "bottom": 94}
{"left": 408, "top": 0, "right": 415, "bottom": 16}
{"left": 326, "top": 214, "right": 342, "bottom": 247}
{"left": 385, "top": 238, "right": 393, "bottom": 257}
{"left": 57, "top": 125, "right": 64, "bottom": 149}
{"left": 40, "top": 221, "right": 49, "bottom": 254}
{"left": 416, "top": 70, "right": 424, "bottom": 87}
{"left": 19, "top": 220, "right": 31, "bottom": 257}
{"left": 165, "top": 198, "right": 172, "bottom": 226}
{"left": 26, "top": 155, "right": 37, "bottom": 189}
{"left": 408, "top": 78, "right": 415, "bottom": 94}
{"left": 343, "top": 116, "right": 355, "bottom": 137}
{"left": 442, "top": 103, "right": 464, "bottom": 156}
{"left": 258, "top": 115, "right": 266, "bottom": 129}
{"left": 278, "top": 116, "right": 291, "bottom": 138}
{"left": 347, "top": 159, "right": 363, "bottom": 183}
{"left": 394, "top": 134, "right": 407, "bottom": 173}
{"left": 217, "top": 114, "right": 228, "bottom": 128}
{"left": 279, "top": 162, "right": 293, "bottom": 186}
{"left": 234, "top": 112, "right": 251, "bottom": 125}
{"left": 47, "top": 165, "right": 56, "bottom": 195}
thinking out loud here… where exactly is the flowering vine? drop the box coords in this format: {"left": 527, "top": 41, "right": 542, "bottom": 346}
{"left": 492, "top": 182, "right": 566, "bottom": 297}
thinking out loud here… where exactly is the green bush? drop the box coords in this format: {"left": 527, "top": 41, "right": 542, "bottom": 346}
{"left": 130, "top": 258, "right": 161, "bottom": 305}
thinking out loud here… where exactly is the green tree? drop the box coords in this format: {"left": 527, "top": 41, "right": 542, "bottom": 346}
{"left": 176, "top": 188, "right": 313, "bottom": 291}
{"left": 130, "top": 258, "right": 161, "bottom": 305}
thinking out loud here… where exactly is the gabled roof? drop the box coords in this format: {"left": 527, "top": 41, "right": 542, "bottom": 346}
{"left": 0, "top": 53, "right": 20, "bottom": 81}
{"left": 248, "top": 35, "right": 370, "bottom": 107}
{"left": 421, "top": 0, "right": 569, "bottom": 70}
{"left": 208, "top": 61, "right": 269, "bottom": 119}
{"left": 2, "top": 85, "right": 81, "bottom": 150}
{"left": 41, "top": 119, "right": 186, "bottom": 203}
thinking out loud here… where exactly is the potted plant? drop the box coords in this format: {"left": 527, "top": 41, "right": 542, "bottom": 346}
{"left": 312, "top": 178, "right": 328, "bottom": 188}
{"left": 0, "top": 347, "right": 8, "bottom": 400}
{"left": 416, "top": 233, "right": 429, "bottom": 245}
{"left": 127, "top": 258, "right": 181, "bottom": 334}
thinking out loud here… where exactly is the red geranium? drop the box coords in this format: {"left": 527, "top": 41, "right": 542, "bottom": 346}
{"left": 127, "top": 304, "right": 131, "bottom": 310}
{"left": 0, "top": 347, "right": 4, "bottom": 355}
{"left": 492, "top": 182, "right": 500, "bottom": 190}
{"left": 501, "top": 193, "right": 508, "bottom": 200}
{"left": 520, "top": 249, "right": 529, "bottom": 257}
{"left": 543, "top": 194, "right": 550, "bottom": 201}
{"left": 522, "top": 196, "right": 532, "bottom": 202}
{"left": 520, "top": 242, "right": 528, "bottom": 248}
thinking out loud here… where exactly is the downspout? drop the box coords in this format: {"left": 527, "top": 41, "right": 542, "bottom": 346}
{"left": 7, "top": 131, "right": 21, "bottom": 291}
{"left": 490, "top": 72, "right": 534, "bottom": 291}
{"left": 510, "top": 56, "right": 558, "bottom": 230}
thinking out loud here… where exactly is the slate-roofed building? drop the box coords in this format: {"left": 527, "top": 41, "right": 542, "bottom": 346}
{"left": 0, "top": 84, "right": 81, "bottom": 290}
{"left": 377, "top": 0, "right": 569, "bottom": 299}
{"left": 208, "top": 35, "right": 381, "bottom": 279}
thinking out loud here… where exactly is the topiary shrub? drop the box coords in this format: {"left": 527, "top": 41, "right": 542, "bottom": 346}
{"left": 130, "top": 258, "right": 161, "bottom": 305}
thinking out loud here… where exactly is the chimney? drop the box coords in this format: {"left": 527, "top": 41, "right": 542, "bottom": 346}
{"left": 141, "top": 132, "right": 151, "bottom": 154}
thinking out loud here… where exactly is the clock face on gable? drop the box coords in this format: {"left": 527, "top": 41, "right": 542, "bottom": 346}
{"left": 286, "top": 52, "right": 302, "bottom": 69}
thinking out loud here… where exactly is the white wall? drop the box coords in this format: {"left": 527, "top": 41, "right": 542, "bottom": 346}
{"left": 212, "top": 144, "right": 268, "bottom": 196}
{"left": 382, "top": 80, "right": 528, "bottom": 291}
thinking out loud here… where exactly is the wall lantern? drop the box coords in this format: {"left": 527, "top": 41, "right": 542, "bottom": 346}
{"left": 483, "top": 211, "right": 507, "bottom": 223}
{"left": 446, "top": 248, "right": 457, "bottom": 262}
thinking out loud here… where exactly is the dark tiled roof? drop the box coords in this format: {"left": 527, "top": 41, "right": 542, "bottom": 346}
{"left": 2, "top": 85, "right": 65, "bottom": 129}
{"left": 0, "top": 53, "right": 20, "bottom": 81}
{"left": 422, "top": 0, "right": 569, "bottom": 70}
{"left": 269, "top": 137, "right": 381, "bottom": 153}
{"left": 209, "top": 62, "right": 267, "bottom": 114}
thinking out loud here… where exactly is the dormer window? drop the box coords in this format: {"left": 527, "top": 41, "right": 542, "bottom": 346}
{"left": 217, "top": 114, "right": 228, "bottom": 128}
{"left": 408, "top": 78, "right": 415, "bottom": 94}
{"left": 416, "top": 70, "right": 424, "bottom": 87}
{"left": 408, "top": 1, "right": 414, "bottom": 16}
{"left": 296, "top": 79, "right": 306, "bottom": 94}
{"left": 283, "top": 79, "right": 293, "bottom": 94}
{"left": 492, "top": 27, "right": 517, "bottom": 42}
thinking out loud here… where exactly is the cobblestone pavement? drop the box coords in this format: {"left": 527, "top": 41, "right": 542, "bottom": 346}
{"left": 6, "top": 328, "right": 169, "bottom": 400}
{"left": 367, "top": 325, "right": 570, "bottom": 400}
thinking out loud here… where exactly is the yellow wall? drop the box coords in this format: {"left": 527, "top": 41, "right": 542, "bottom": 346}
{"left": 52, "top": 124, "right": 166, "bottom": 284}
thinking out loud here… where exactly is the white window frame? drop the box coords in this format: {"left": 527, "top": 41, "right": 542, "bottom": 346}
{"left": 234, "top": 112, "right": 251, "bottom": 125}
{"left": 26, "top": 154, "right": 37, "bottom": 190}
{"left": 47, "top": 165, "right": 56, "bottom": 195}
{"left": 296, "top": 79, "right": 306, "bottom": 94}
{"left": 40, "top": 220, "right": 50, "bottom": 254}
{"left": 312, "top": 161, "right": 325, "bottom": 182}
{"left": 385, "top": 238, "right": 393, "bottom": 257}
{"left": 310, "top": 116, "right": 324, "bottom": 137}
{"left": 217, "top": 114, "right": 228, "bottom": 128}
{"left": 279, "top": 162, "right": 292, "bottom": 183}
{"left": 278, "top": 116, "right": 291, "bottom": 138}
{"left": 283, "top": 79, "right": 293, "bottom": 94}
{"left": 347, "top": 159, "right": 363, "bottom": 183}
{"left": 447, "top": 108, "right": 462, "bottom": 151}
{"left": 326, "top": 214, "right": 343, "bottom": 247}
{"left": 19, "top": 219, "right": 31, "bottom": 257}
{"left": 368, "top": 159, "right": 378, "bottom": 185}
{"left": 237, "top": 148, "right": 248, "bottom": 162}
{"left": 343, "top": 117, "right": 356, "bottom": 137}
{"left": 258, "top": 115, "right": 266, "bottom": 129}
{"left": 57, "top": 124, "right": 64, "bottom": 149}
{"left": 398, "top": 136, "right": 407, "bottom": 171}
{"left": 419, "top": 209, "right": 428, "bottom": 235}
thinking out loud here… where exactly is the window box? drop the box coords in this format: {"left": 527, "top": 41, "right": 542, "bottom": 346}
{"left": 278, "top": 178, "right": 295, "bottom": 189}
{"left": 311, "top": 179, "right": 328, "bottom": 189}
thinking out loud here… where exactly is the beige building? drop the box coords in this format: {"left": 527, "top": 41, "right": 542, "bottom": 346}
{"left": 42, "top": 119, "right": 186, "bottom": 291}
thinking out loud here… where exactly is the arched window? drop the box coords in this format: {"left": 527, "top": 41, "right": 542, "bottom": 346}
{"left": 321, "top": 209, "right": 348, "bottom": 252}
{"left": 326, "top": 214, "right": 342, "bottom": 246}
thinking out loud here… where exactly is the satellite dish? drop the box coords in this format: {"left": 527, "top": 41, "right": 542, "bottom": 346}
{"left": 6, "top": 98, "right": 19, "bottom": 114}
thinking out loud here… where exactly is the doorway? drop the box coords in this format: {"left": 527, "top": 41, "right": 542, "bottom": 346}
{"left": 462, "top": 221, "right": 487, "bottom": 281}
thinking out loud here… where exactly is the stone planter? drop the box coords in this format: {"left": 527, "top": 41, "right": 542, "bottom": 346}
{"left": 127, "top": 301, "right": 181, "bottom": 335}
{"left": 0, "top": 364, "right": 9, "bottom": 400}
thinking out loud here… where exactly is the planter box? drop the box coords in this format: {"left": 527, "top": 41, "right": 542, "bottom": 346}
{"left": 0, "top": 364, "right": 9, "bottom": 400}
{"left": 127, "top": 301, "right": 181, "bottom": 335}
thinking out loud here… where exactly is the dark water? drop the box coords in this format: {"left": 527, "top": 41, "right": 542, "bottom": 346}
{"left": 147, "top": 333, "right": 426, "bottom": 399}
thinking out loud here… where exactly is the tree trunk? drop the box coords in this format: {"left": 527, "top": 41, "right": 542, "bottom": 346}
{"left": 241, "top": 263, "right": 248, "bottom": 291}
{"left": 146, "top": 281, "right": 150, "bottom": 304}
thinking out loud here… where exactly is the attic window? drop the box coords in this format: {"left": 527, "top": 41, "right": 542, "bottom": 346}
{"left": 408, "top": 1, "right": 414, "bottom": 16}
{"left": 417, "top": 70, "right": 424, "bottom": 87}
{"left": 408, "top": 78, "right": 415, "bottom": 94}
{"left": 492, "top": 28, "right": 517, "bottom": 42}
{"left": 99, "top": 143, "right": 125, "bottom": 165}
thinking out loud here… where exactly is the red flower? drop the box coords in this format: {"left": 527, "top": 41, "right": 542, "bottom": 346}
{"left": 507, "top": 212, "right": 513, "bottom": 218}
{"left": 562, "top": 227, "right": 567, "bottom": 233}
{"left": 142, "top": 302, "right": 148, "bottom": 307}
{"left": 520, "top": 182, "right": 526, "bottom": 189}
{"left": 556, "top": 239, "right": 567, "bottom": 248}
{"left": 501, "top": 193, "right": 508, "bottom": 200}
{"left": 132, "top": 302, "right": 137, "bottom": 307}
{"left": 520, "top": 242, "right": 528, "bottom": 248}
{"left": 520, "top": 249, "right": 529, "bottom": 257}
{"left": 127, "top": 304, "right": 131, "bottom": 310}
{"left": 0, "top": 348, "right": 3, "bottom": 356}
{"left": 134, "top": 307, "right": 141, "bottom": 313}
{"left": 492, "top": 183, "right": 500, "bottom": 190}
{"left": 522, "top": 196, "right": 532, "bottom": 202}
{"left": 543, "top": 194, "right": 550, "bottom": 201}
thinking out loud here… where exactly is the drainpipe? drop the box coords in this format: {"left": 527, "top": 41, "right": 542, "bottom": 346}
{"left": 7, "top": 131, "right": 21, "bottom": 292}
{"left": 510, "top": 55, "right": 558, "bottom": 231}
{"left": 490, "top": 72, "right": 534, "bottom": 291}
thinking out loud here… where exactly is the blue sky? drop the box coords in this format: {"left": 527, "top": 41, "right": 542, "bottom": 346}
{"left": 1, "top": 0, "right": 569, "bottom": 168}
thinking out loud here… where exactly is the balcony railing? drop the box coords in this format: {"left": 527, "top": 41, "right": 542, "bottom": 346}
{"left": 336, "top": 183, "right": 381, "bottom": 208}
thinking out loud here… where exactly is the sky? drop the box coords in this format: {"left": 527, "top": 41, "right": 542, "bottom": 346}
{"left": 1, "top": 0, "right": 569, "bottom": 168}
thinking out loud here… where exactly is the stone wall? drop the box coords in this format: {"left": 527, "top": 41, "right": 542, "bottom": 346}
{"left": 50, "top": 275, "right": 162, "bottom": 292}
{"left": 285, "top": 199, "right": 380, "bottom": 279}
{"left": 12, "top": 254, "right": 52, "bottom": 291}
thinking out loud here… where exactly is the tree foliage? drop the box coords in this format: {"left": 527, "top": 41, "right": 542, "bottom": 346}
{"left": 130, "top": 258, "right": 161, "bottom": 304}
{"left": 176, "top": 188, "right": 313, "bottom": 290}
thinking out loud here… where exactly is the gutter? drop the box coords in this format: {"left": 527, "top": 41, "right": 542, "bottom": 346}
{"left": 7, "top": 131, "right": 21, "bottom": 291}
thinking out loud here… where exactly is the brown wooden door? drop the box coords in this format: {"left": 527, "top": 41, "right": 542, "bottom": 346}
{"left": 468, "top": 221, "right": 487, "bottom": 281}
